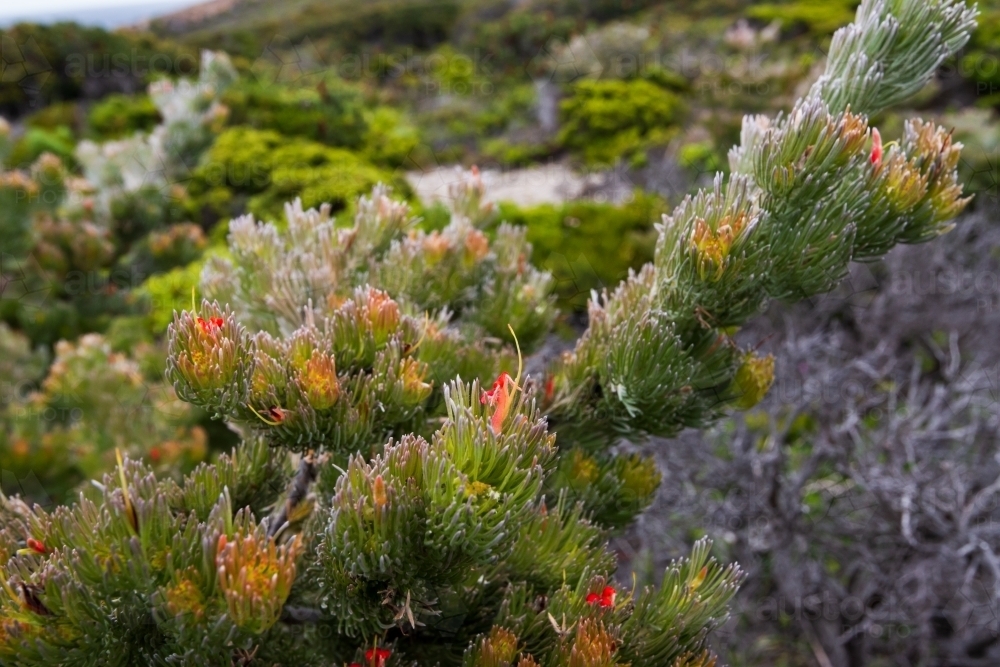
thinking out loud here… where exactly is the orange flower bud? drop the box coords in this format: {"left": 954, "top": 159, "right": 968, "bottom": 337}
{"left": 481, "top": 372, "right": 515, "bottom": 434}
{"left": 372, "top": 475, "right": 388, "bottom": 509}
{"left": 870, "top": 127, "right": 883, "bottom": 167}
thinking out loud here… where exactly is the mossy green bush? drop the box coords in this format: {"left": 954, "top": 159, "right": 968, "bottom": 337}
{"left": 6, "top": 127, "right": 76, "bottom": 168}
{"left": 221, "top": 79, "right": 367, "bottom": 148}
{"left": 136, "top": 259, "right": 207, "bottom": 335}
{"left": 498, "top": 192, "right": 668, "bottom": 310}
{"left": 481, "top": 137, "right": 555, "bottom": 166}
{"left": 748, "top": 0, "right": 859, "bottom": 36}
{"left": 362, "top": 106, "right": 422, "bottom": 167}
{"left": 87, "top": 93, "right": 162, "bottom": 140}
{"left": 23, "top": 102, "right": 81, "bottom": 133}
{"left": 558, "top": 78, "right": 685, "bottom": 166}
{"left": 188, "top": 127, "right": 405, "bottom": 225}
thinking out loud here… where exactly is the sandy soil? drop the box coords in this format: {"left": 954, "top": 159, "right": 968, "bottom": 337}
{"left": 406, "top": 164, "right": 585, "bottom": 208}
{"left": 406, "top": 163, "right": 639, "bottom": 208}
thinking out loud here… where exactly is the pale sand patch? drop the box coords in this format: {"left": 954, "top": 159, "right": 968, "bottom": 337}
{"left": 406, "top": 164, "right": 587, "bottom": 208}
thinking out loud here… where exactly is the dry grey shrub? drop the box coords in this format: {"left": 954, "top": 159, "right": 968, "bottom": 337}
{"left": 622, "top": 206, "right": 1000, "bottom": 667}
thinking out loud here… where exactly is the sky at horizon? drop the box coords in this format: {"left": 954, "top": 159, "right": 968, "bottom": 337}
{"left": 0, "top": 0, "right": 203, "bottom": 28}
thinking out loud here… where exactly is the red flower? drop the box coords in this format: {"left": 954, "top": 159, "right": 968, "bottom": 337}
{"left": 870, "top": 127, "right": 883, "bottom": 167}
{"left": 481, "top": 372, "right": 512, "bottom": 404}
{"left": 586, "top": 585, "right": 616, "bottom": 608}
{"left": 544, "top": 375, "right": 555, "bottom": 404}
{"left": 196, "top": 316, "right": 225, "bottom": 334}
{"left": 26, "top": 538, "right": 47, "bottom": 554}
{"left": 481, "top": 372, "right": 514, "bottom": 433}
{"left": 349, "top": 647, "right": 391, "bottom": 667}
{"left": 368, "top": 648, "right": 391, "bottom": 666}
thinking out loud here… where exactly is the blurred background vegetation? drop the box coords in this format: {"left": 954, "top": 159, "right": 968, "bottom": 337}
{"left": 1, "top": 0, "right": 999, "bottom": 663}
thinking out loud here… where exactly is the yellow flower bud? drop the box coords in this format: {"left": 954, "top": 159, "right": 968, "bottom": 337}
{"left": 215, "top": 532, "right": 301, "bottom": 635}
{"left": 690, "top": 213, "right": 748, "bottom": 281}
{"left": 298, "top": 350, "right": 340, "bottom": 410}
{"left": 731, "top": 353, "right": 775, "bottom": 410}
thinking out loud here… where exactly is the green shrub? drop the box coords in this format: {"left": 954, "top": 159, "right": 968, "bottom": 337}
{"left": 289, "top": 0, "right": 461, "bottom": 54}
{"left": 87, "top": 93, "right": 162, "bottom": 140}
{"left": 474, "top": 82, "right": 537, "bottom": 134}
{"left": 748, "top": 0, "right": 860, "bottom": 36}
{"left": 24, "top": 101, "right": 81, "bottom": 132}
{"left": 188, "top": 127, "right": 405, "bottom": 224}
{"left": 160, "top": 0, "right": 461, "bottom": 63}
{"left": 0, "top": 333, "right": 207, "bottom": 504}
{"left": 481, "top": 137, "right": 554, "bottom": 166}
{"left": 221, "top": 78, "right": 367, "bottom": 148}
{"left": 137, "top": 259, "right": 206, "bottom": 335}
{"left": 0, "top": 22, "right": 197, "bottom": 118}
{"left": 118, "top": 221, "right": 208, "bottom": 278}
{"left": 498, "top": 192, "right": 668, "bottom": 310}
{"left": 7, "top": 126, "right": 76, "bottom": 167}
{"left": 461, "top": 6, "right": 576, "bottom": 71}
{"left": 362, "top": 106, "right": 422, "bottom": 167}
{"left": 109, "top": 184, "right": 191, "bottom": 245}
{"left": 457, "top": 0, "right": 662, "bottom": 70}
{"left": 0, "top": 323, "right": 48, "bottom": 393}
{"left": 558, "top": 78, "right": 684, "bottom": 166}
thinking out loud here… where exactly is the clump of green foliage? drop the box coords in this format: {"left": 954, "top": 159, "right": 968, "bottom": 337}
{"left": 499, "top": 193, "right": 668, "bottom": 310}
{"left": 362, "top": 106, "right": 423, "bottom": 167}
{"left": 748, "top": 0, "right": 859, "bottom": 36}
{"left": 0, "top": 332, "right": 208, "bottom": 505}
{"left": 221, "top": 79, "right": 367, "bottom": 149}
{"left": 87, "top": 94, "right": 162, "bottom": 140}
{"left": 188, "top": 127, "right": 405, "bottom": 225}
{"left": 5, "top": 127, "right": 76, "bottom": 168}
{"left": 558, "top": 79, "right": 685, "bottom": 166}
{"left": 0, "top": 22, "right": 197, "bottom": 118}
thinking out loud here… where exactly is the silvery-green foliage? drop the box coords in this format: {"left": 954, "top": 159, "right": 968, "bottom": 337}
{"left": 74, "top": 50, "right": 236, "bottom": 221}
